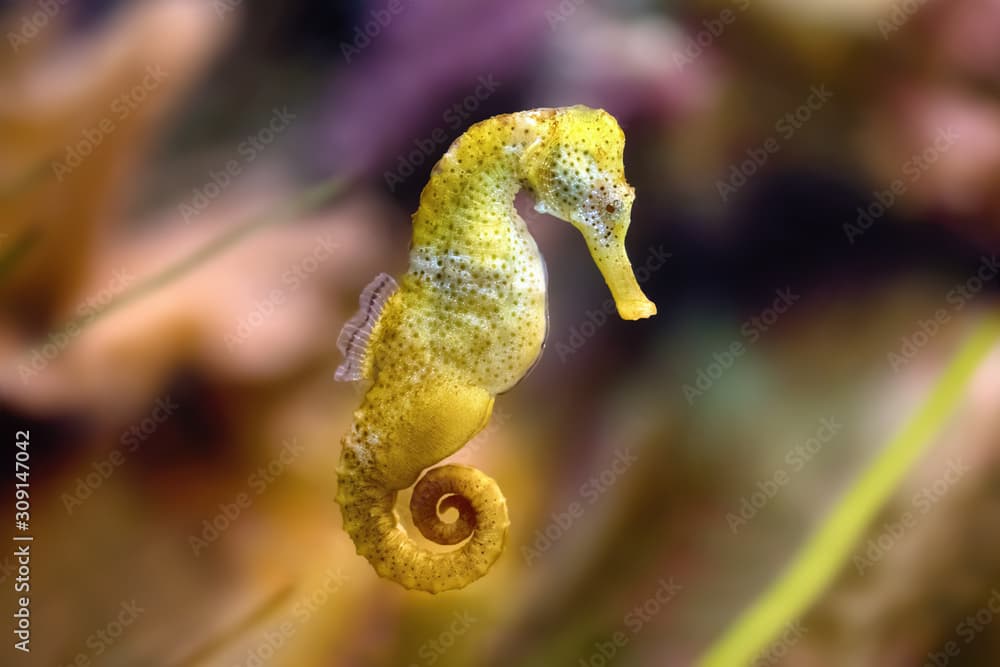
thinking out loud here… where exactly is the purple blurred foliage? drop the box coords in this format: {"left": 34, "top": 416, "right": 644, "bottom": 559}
{"left": 317, "top": 0, "right": 550, "bottom": 176}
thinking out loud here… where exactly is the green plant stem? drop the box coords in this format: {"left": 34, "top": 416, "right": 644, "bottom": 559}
{"left": 698, "top": 314, "right": 1000, "bottom": 666}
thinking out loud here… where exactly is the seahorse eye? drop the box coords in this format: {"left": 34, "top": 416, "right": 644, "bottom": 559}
{"left": 605, "top": 203, "right": 616, "bottom": 214}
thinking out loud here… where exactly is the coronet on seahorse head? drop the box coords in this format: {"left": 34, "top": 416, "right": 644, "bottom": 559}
{"left": 521, "top": 105, "right": 656, "bottom": 321}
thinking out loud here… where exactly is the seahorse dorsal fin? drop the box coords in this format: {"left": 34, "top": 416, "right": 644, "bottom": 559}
{"left": 335, "top": 272, "right": 398, "bottom": 382}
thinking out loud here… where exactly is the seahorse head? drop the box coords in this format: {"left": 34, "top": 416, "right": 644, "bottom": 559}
{"left": 521, "top": 105, "right": 656, "bottom": 320}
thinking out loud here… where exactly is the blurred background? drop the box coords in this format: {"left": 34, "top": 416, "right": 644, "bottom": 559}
{"left": 2, "top": 0, "right": 1000, "bottom": 665}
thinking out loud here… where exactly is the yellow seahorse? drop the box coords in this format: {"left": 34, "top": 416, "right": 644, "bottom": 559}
{"left": 335, "top": 105, "right": 656, "bottom": 593}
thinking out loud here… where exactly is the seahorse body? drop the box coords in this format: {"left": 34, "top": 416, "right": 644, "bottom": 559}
{"left": 335, "top": 106, "right": 656, "bottom": 593}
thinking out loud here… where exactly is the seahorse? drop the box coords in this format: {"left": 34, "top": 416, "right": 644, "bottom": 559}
{"left": 335, "top": 105, "right": 656, "bottom": 593}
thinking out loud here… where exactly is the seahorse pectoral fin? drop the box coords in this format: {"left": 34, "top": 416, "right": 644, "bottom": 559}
{"left": 587, "top": 238, "right": 657, "bottom": 320}
{"left": 335, "top": 272, "right": 399, "bottom": 381}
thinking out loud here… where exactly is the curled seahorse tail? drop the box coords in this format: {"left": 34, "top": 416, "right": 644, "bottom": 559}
{"left": 336, "top": 461, "right": 509, "bottom": 594}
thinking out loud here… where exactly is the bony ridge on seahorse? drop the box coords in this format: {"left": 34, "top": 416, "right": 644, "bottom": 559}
{"left": 334, "top": 105, "right": 656, "bottom": 593}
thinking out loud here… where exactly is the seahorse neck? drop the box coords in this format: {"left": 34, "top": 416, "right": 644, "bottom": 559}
{"left": 410, "top": 113, "right": 551, "bottom": 257}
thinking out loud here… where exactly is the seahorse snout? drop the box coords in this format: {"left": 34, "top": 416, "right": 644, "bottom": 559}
{"left": 587, "top": 233, "right": 657, "bottom": 320}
